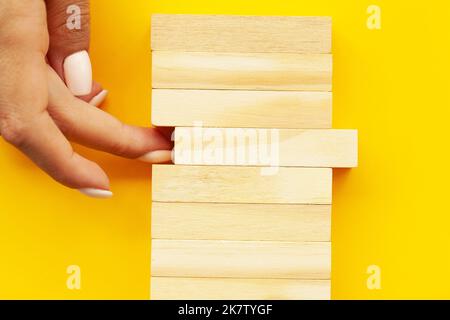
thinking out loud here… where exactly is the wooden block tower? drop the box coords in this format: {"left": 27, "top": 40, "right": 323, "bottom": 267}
{"left": 150, "top": 14, "right": 358, "bottom": 300}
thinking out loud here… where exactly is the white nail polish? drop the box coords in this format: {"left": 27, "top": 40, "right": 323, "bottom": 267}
{"left": 138, "top": 150, "right": 172, "bottom": 163}
{"left": 64, "top": 50, "right": 93, "bottom": 96}
{"left": 78, "top": 188, "right": 113, "bottom": 199}
{"left": 89, "top": 90, "right": 108, "bottom": 107}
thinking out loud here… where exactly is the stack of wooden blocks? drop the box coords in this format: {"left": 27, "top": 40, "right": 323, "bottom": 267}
{"left": 150, "top": 14, "right": 358, "bottom": 300}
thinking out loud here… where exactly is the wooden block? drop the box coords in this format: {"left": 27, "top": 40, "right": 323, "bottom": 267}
{"left": 151, "top": 14, "right": 331, "bottom": 53}
{"left": 152, "top": 165, "right": 332, "bottom": 204}
{"left": 152, "top": 89, "right": 331, "bottom": 128}
{"left": 152, "top": 52, "right": 332, "bottom": 91}
{"left": 151, "top": 277, "right": 330, "bottom": 300}
{"left": 151, "top": 240, "right": 331, "bottom": 279}
{"left": 152, "top": 202, "right": 331, "bottom": 241}
{"left": 174, "top": 128, "right": 358, "bottom": 168}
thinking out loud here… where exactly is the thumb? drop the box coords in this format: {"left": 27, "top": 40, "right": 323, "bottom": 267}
{"left": 45, "top": 0, "right": 100, "bottom": 98}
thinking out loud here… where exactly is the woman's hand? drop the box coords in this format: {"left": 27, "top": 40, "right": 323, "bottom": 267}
{"left": 0, "top": 0, "right": 172, "bottom": 198}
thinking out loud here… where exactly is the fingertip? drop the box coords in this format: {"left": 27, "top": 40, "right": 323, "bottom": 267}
{"left": 60, "top": 153, "right": 111, "bottom": 191}
{"left": 78, "top": 188, "right": 113, "bottom": 199}
{"left": 147, "top": 127, "right": 174, "bottom": 151}
{"left": 138, "top": 150, "right": 173, "bottom": 164}
{"left": 88, "top": 90, "right": 108, "bottom": 107}
{"left": 155, "top": 126, "right": 175, "bottom": 142}
{"left": 77, "top": 81, "right": 105, "bottom": 104}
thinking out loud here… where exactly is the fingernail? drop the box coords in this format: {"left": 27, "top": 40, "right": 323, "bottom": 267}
{"left": 138, "top": 150, "right": 172, "bottom": 163}
{"left": 89, "top": 90, "right": 108, "bottom": 107}
{"left": 78, "top": 188, "right": 113, "bottom": 199}
{"left": 64, "top": 50, "right": 93, "bottom": 96}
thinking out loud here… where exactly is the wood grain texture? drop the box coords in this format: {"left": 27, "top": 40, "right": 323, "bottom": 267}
{"left": 151, "top": 240, "right": 331, "bottom": 279}
{"left": 151, "top": 202, "right": 331, "bottom": 241}
{"left": 151, "top": 277, "right": 330, "bottom": 300}
{"left": 152, "top": 52, "right": 332, "bottom": 91}
{"left": 174, "top": 128, "right": 358, "bottom": 167}
{"left": 151, "top": 14, "right": 331, "bottom": 53}
{"left": 152, "top": 89, "right": 331, "bottom": 128}
{"left": 152, "top": 165, "right": 332, "bottom": 204}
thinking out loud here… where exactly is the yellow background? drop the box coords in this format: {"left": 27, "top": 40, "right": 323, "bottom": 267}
{"left": 1, "top": 0, "right": 449, "bottom": 299}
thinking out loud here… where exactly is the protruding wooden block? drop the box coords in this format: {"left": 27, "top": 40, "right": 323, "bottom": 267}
{"left": 174, "top": 128, "right": 358, "bottom": 167}
{"left": 152, "top": 52, "right": 332, "bottom": 91}
{"left": 152, "top": 202, "right": 331, "bottom": 241}
{"left": 152, "top": 165, "right": 332, "bottom": 204}
{"left": 151, "top": 240, "right": 331, "bottom": 279}
{"left": 152, "top": 89, "right": 332, "bottom": 128}
{"left": 151, "top": 14, "right": 331, "bottom": 53}
{"left": 151, "top": 277, "right": 330, "bottom": 300}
